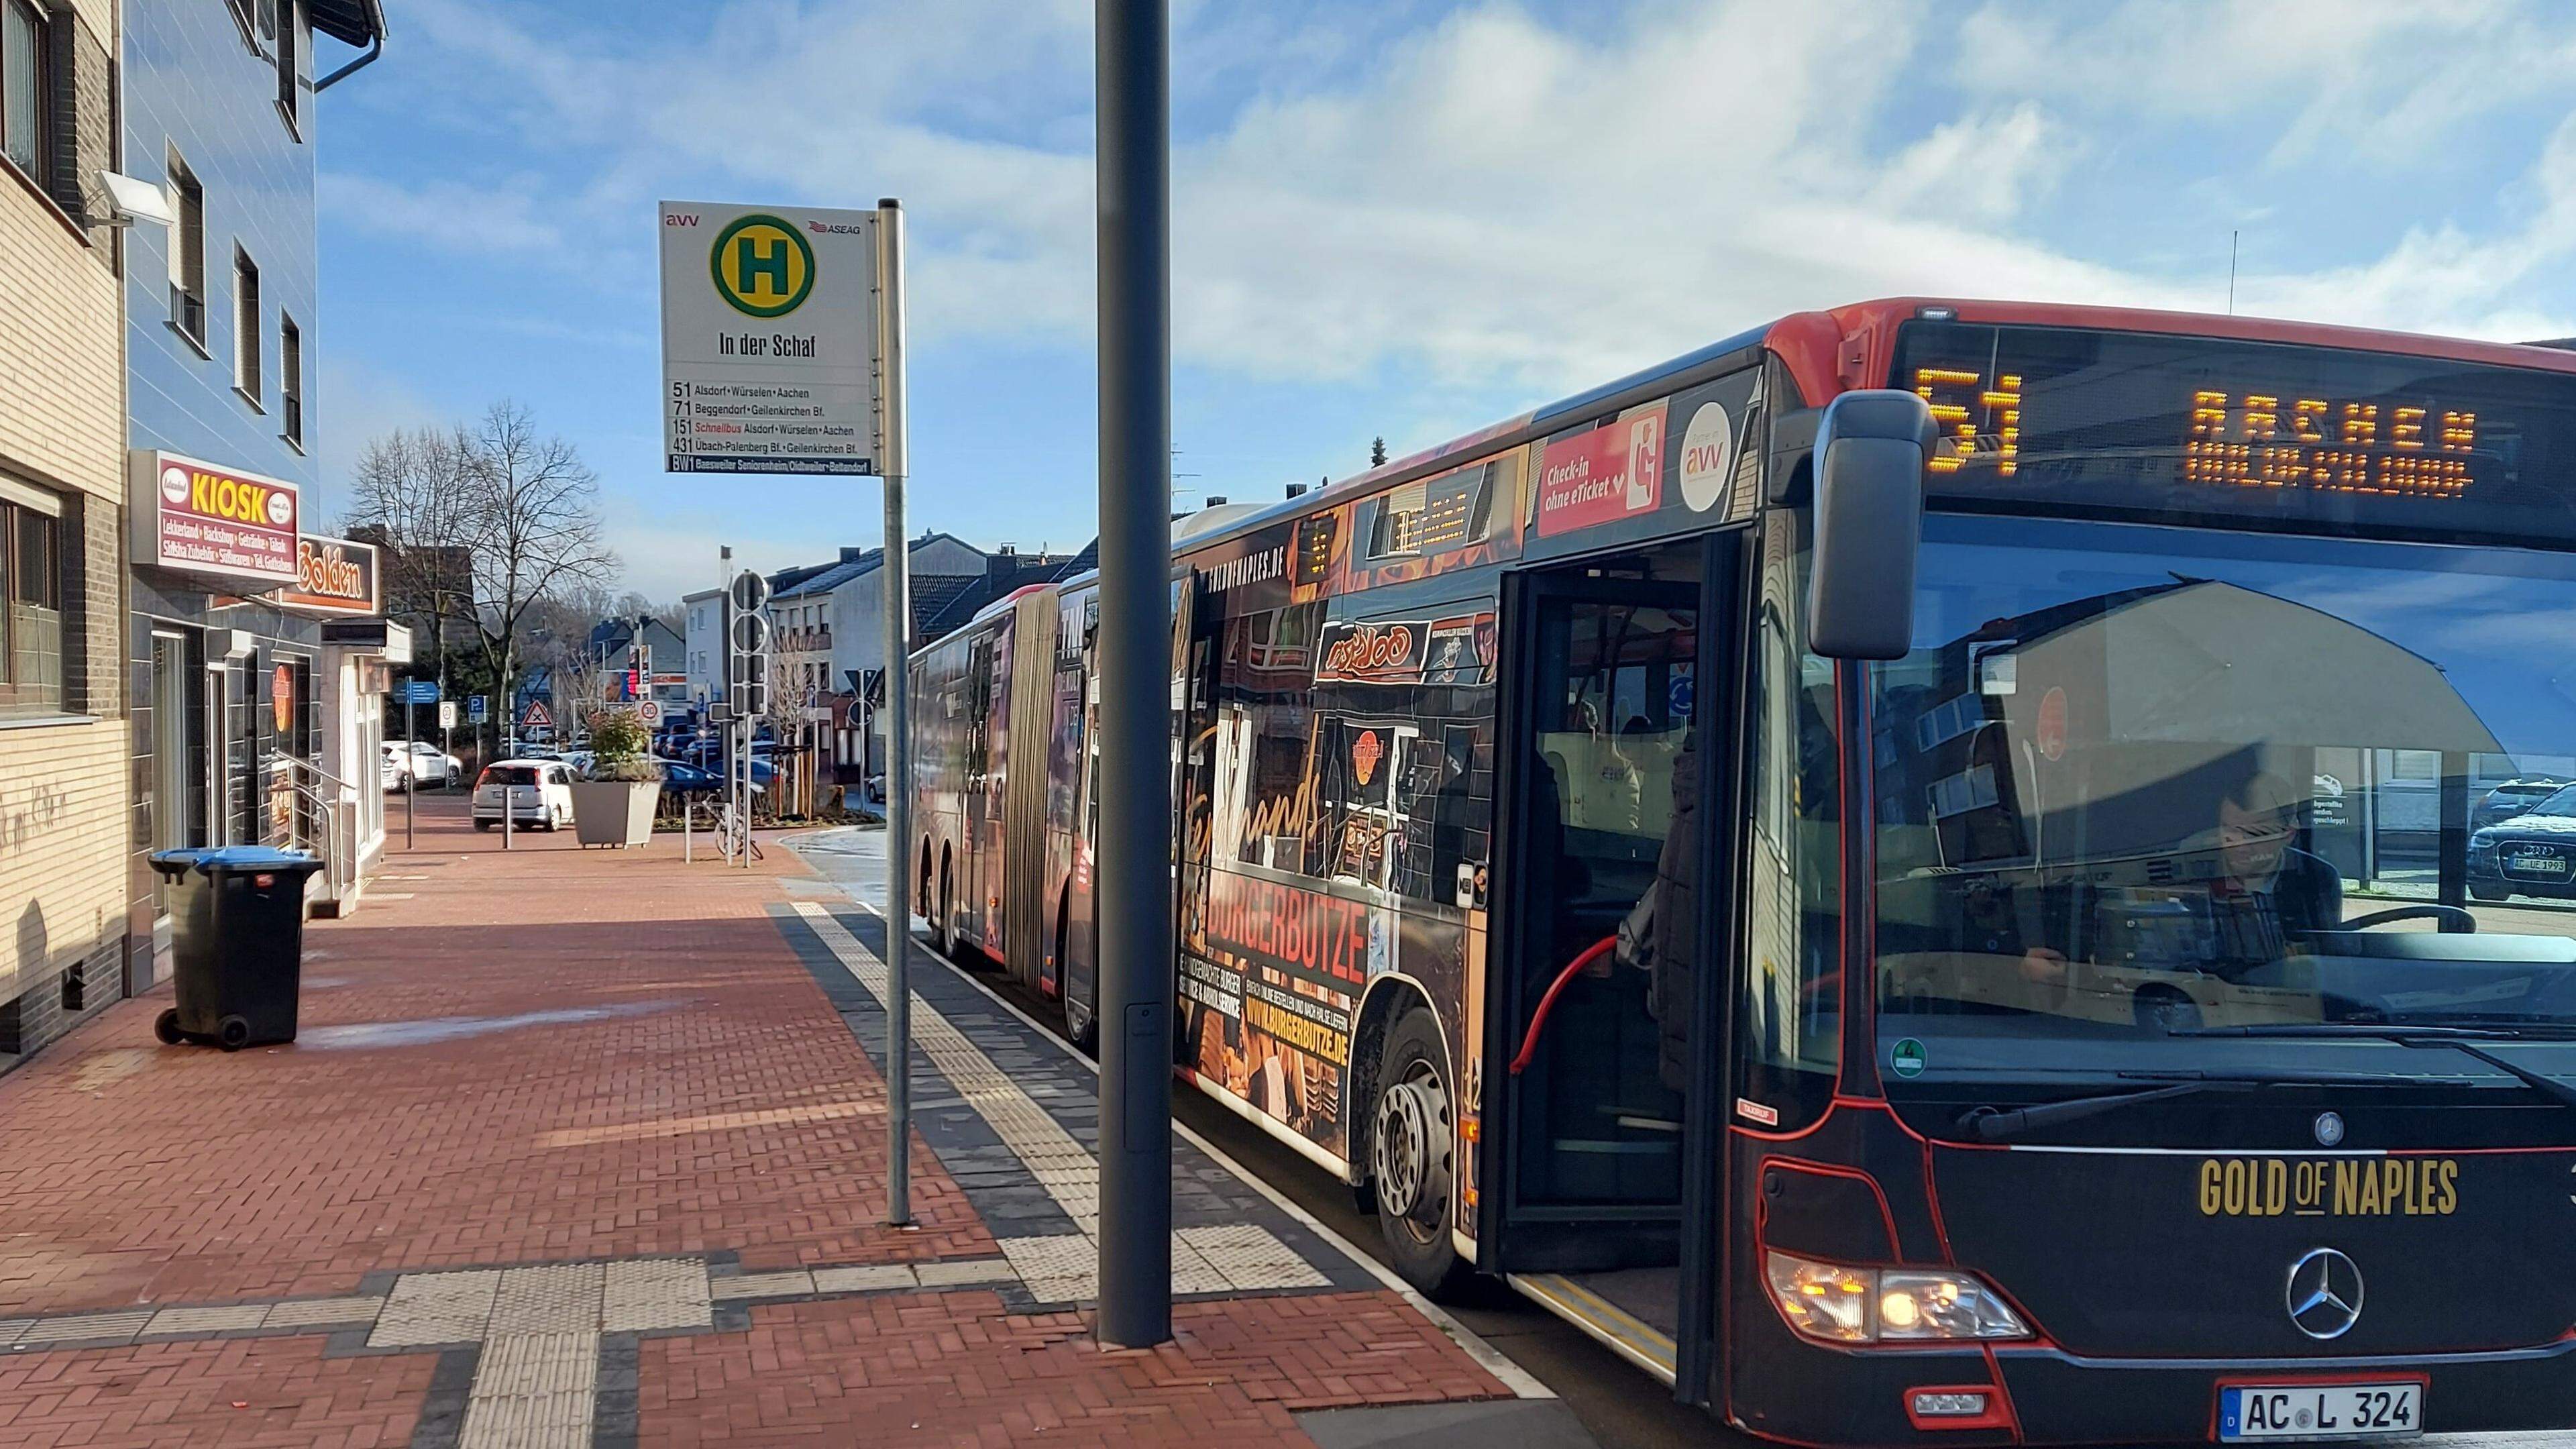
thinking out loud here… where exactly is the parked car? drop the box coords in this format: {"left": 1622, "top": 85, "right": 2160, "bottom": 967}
{"left": 672, "top": 741, "right": 777, "bottom": 784}
{"left": 394, "top": 739, "right": 464, "bottom": 786}
{"left": 2475, "top": 776, "right": 2576, "bottom": 830}
{"left": 658, "top": 760, "right": 762, "bottom": 796}
{"left": 472, "top": 760, "right": 577, "bottom": 830}
{"left": 2469, "top": 784, "right": 2576, "bottom": 900}
{"left": 378, "top": 744, "right": 407, "bottom": 791}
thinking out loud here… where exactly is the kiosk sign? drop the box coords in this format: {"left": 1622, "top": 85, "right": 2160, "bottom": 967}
{"left": 659, "top": 201, "right": 881, "bottom": 476}
{"left": 130, "top": 451, "right": 301, "bottom": 586}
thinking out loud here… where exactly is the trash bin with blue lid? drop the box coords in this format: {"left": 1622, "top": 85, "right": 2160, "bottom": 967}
{"left": 146, "top": 846, "right": 324, "bottom": 1051}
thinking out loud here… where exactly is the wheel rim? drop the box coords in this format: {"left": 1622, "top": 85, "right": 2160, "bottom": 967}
{"left": 1371, "top": 1056, "right": 1452, "bottom": 1244}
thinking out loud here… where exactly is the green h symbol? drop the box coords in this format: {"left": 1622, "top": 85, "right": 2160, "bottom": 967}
{"left": 736, "top": 234, "right": 790, "bottom": 299}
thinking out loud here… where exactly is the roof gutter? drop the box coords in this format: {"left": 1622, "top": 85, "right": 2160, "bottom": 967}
{"left": 315, "top": 0, "right": 387, "bottom": 93}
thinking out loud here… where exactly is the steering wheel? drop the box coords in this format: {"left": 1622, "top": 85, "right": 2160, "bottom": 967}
{"left": 2338, "top": 904, "right": 2478, "bottom": 935}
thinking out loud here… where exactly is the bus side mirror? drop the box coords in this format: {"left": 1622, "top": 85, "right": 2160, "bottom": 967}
{"left": 1807, "top": 390, "right": 1937, "bottom": 661}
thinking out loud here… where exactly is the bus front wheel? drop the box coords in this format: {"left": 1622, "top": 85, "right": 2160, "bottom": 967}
{"left": 1368, "top": 1004, "right": 1470, "bottom": 1299}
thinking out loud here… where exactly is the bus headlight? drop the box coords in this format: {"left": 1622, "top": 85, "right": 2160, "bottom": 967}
{"left": 1766, "top": 1252, "right": 2030, "bottom": 1345}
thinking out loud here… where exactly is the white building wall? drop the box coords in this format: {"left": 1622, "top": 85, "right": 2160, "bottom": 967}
{"left": 828, "top": 537, "right": 986, "bottom": 685}
{"left": 682, "top": 592, "right": 722, "bottom": 707}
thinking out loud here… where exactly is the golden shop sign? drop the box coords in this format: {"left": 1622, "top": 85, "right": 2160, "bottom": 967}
{"left": 270, "top": 534, "right": 382, "bottom": 616}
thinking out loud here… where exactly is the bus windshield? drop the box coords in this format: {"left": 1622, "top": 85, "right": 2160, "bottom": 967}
{"left": 1872, "top": 513, "right": 2576, "bottom": 1084}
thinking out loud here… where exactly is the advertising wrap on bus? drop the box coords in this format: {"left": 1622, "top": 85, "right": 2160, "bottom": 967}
{"left": 914, "top": 298, "right": 2576, "bottom": 1446}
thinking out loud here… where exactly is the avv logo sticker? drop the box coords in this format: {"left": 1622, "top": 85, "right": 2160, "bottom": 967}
{"left": 1678, "top": 400, "right": 1735, "bottom": 513}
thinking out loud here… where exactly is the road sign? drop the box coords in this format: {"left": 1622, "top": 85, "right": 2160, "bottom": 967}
{"left": 437, "top": 700, "right": 457, "bottom": 731}
{"left": 659, "top": 201, "right": 881, "bottom": 476}
{"left": 730, "top": 610, "right": 771, "bottom": 654}
{"left": 468, "top": 695, "right": 488, "bottom": 723}
{"left": 639, "top": 700, "right": 663, "bottom": 724}
{"left": 729, "top": 569, "right": 770, "bottom": 614}
{"left": 521, "top": 699, "right": 555, "bottom": 732}
{"left": 396, "top": 680, "right": 441, "bottom": 704}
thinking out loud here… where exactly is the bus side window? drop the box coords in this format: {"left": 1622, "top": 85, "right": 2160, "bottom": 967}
{"left": 1739, "top": 513, "right": 1842, "bottom": 1130}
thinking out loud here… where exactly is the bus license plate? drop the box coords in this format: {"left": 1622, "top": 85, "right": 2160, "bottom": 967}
{"left": 2219, "top": 1383, "right": 2420, "bottom": 1441}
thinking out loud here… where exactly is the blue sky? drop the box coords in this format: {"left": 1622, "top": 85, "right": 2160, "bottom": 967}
{"left": 309, "top": 0, "right": 2576, "bottom": 600}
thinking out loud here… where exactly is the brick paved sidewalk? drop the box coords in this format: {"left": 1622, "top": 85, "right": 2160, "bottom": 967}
{"left": 0, "top": 798, "right": 1531, "bottom": 1447}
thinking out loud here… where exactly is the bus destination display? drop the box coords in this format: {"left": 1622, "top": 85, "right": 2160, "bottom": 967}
{"left": 1892, "top": 321, "right": 2576, "bottom": 542}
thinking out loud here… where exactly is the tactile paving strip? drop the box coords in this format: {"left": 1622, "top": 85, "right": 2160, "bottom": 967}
{"left": 788, "top": 903, "right": 1338, "bottom": 1306}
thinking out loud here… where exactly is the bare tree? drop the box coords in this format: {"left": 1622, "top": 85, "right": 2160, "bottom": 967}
{"left": 763, "top": 651, "right": 809, "bottom": 818}
{"left": 343, "top": 427, "right": 477, "bottom": 676}
{"left": 613, "top": 590, "right": 684, "bottom": 639}
{"left": 457, "top": 402, "right": 618, "bottom": 746}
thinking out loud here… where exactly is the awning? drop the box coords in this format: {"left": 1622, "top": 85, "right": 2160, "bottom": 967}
{"left": 309, "top": 0, "right": 384, "bottom": 48}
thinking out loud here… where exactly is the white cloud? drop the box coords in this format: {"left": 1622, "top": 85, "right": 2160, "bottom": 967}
{"left": 320, "top": 172, "right": 568, "bottom": 256}
{"left": 337, "top": 0, "right": 2576, "bottom": 408}
{"left": 1955, "top": 0, "right": 2576, "bottom": 166}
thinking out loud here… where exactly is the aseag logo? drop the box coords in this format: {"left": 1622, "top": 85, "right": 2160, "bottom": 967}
{"left": 710, "top": 214, "right": 815, "bottom": 318}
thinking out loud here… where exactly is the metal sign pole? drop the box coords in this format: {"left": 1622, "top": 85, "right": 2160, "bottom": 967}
{"left": 1095, "top": 0, "right": 1174, "bottom": 1348}
{"left": 877, "top": 196, "right": 916, "bottom": 1230}
{"left": 405, "top": 692, "right": 417, "bottom": 848}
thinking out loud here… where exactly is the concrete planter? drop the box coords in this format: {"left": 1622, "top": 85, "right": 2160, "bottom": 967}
{"left": 568, "top": 780, "right": 657, "bottom": 848}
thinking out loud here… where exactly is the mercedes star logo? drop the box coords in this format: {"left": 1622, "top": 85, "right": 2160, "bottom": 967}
{"left": 2287, "top": 1247, "right": 2365, "bottom": 1340}
{"left": 2314, "top": 1111, "right": 2346, "bottom": 1147}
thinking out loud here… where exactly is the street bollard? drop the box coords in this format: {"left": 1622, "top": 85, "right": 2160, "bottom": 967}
{"left": 503, "top": 784, "right": 514, "bottom": 851}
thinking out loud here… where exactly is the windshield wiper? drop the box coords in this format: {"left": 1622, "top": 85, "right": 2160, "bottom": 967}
{"left": 2176, "top": 1024, "right": 2576, "bottom": 1110}
{"left": 1957, "top": 1078, "right": 2255, "bottom": 1142}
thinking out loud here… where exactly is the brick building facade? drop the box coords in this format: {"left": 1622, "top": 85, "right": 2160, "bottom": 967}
{"left": 0, "top": 0, "right": 129, "bottom": 1059}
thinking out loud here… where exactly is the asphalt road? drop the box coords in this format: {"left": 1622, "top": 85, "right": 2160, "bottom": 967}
{"left": 784, "top": 826, "right": 2561, "bottom": 1449}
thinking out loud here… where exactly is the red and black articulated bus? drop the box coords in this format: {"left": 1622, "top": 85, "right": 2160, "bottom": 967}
{"left": 913, "top": 299, "right": 2576, "bottom": 1446}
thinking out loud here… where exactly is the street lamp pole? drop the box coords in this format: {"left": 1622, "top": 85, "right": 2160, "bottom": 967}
{"left": 1094, "top": 0, "right": 1173, "bottom": 1348}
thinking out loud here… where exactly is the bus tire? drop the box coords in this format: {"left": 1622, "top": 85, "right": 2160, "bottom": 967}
{"left": 1057, "top": 898, "right": 1096, "bottom": 1052}
{"left": 936, "top": 851, "right": 955, "bottom": 957}
{"left": 1368, "top": 1003, "right": 1470, "bottom": 1299}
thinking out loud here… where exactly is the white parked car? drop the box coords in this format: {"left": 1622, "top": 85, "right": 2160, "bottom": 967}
{"left": 472, "top": 760, "right": 577, "bottom": 830}
{"left": 386, "top": 739, "right": 464, "bottom": 786}
{"left": 378, "top": 744, "right": 407, "bottom": 791}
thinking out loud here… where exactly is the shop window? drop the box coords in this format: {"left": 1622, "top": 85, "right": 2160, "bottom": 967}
{"left": 0, "top": 481, "right": 64, "bottom": 718}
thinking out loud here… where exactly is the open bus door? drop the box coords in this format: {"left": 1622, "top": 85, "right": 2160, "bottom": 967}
{"left": 1483, "top": 533, "right": 1746, "bottom": 1399}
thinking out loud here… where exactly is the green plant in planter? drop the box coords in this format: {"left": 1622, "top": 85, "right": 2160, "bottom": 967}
{"left": 584, "top": 708, "right": 664, "bottom": 783}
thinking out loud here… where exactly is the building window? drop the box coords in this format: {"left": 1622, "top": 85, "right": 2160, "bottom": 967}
{"left": 169, "top": 154, "right": 207, "bottom": 345}
{"left": 0, "top": 0, "right": 46, "bottom": 184}
{"left": 0, "top": 481, "right": 64, "bottom": 717}
{"left": 235, "top": 249, "right": 262, "bottom": 405}
{"left": 280, "top": 314, "right": 303, "bottom": 446}
{"left": 274, "top": 0, "right": 298, "bottom": 134}
{"left": 227, "top": 0, "right": 257, "bottom": 48}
